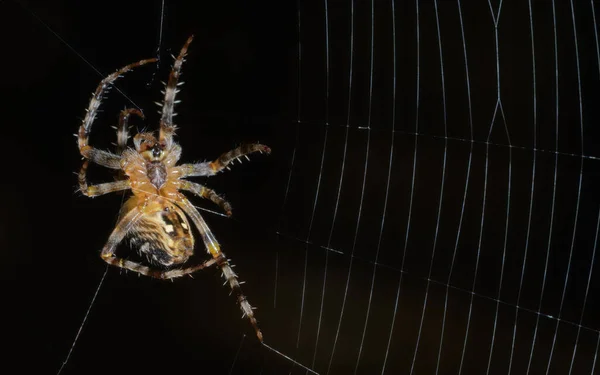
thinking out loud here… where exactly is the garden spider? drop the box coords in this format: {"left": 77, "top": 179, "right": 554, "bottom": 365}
{"left": 77, "top": 35, "right": 269, "bottom": 342}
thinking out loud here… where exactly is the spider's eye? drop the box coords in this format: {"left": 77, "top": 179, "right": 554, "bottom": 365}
{"left": 152, "top": 145, "right": 163, "bottom": 158}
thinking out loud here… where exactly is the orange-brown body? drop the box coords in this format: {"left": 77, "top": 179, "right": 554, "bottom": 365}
{"left": 76, "top": 35, "right": 268, "bottom": 342}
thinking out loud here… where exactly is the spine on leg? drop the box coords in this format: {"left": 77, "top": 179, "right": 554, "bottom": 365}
{"left": 216, "top": 253, "right": 263, "bottom": 342}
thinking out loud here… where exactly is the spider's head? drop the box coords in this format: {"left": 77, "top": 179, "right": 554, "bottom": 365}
{"left": 134, "top": 132, "right": 167, "bottom": 162}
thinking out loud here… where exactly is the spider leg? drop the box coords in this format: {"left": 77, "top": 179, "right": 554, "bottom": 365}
{"left": 180, "top": 180, "right": 233, "bottom": 216}
{"left": 159, "top": 35, "right": 193, "bottom": 148}
{"left": 100, "top": 205, "right": 218, "bottom": 279}
{"left": 175, "top": 143, "right": 272, "bottom": 178}
{"left": 175, "top": 195, "right": 263, "bottom": 342}
{"left": 78, "top": 57, "right": 157, "bottom": 168}
{"left": 78, "top": 160, "right": 130, "bottom": 197}
{"left": 116, "top": 108, "right": 144, "bottom": 154}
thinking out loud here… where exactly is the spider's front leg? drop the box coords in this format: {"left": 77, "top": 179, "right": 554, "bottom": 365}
{"left": 175, "top": 143, "right": 271, "bottom": 178}
{"left": 180, "top": 180, "right": 233, "bottom": 216}
{"left": 100, "top": 205, "right": 218, "bottom": 279}
{"left": 175, "top": 195, "right": 263, "bottom": 342}
{"left": 115, "top": 108, "right": 144, "bottom": 154}
{"left": 78, "top": 58, "right": 156, "bottom": 169}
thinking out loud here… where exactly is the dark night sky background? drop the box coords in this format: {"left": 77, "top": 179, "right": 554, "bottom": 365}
{"left": 2, "top": 1, "right": 600, "bottom": 374}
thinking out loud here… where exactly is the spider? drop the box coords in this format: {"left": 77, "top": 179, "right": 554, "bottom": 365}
{"left": 76, "top": 35, "right": 269, "bottom": 342}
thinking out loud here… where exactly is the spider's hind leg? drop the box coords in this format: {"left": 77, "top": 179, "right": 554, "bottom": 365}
{"left": 176, "top": 195, "right": 263, "bottom": 342}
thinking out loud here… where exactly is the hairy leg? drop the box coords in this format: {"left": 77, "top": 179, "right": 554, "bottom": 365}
{"left": 115, "top": 108, "right": 144, "bottom": 154}
{"left": 78, "top": 160, "right": 130, "bottom": 197}
{"left": 175, "top": 143, "right": 271, "bottom": 178}
{"left": 78, "top": 58, "right": 156, "bottom": 168}
{"left": 180, "top": 180, "right": 233, "bottom": 216}
{"left": 159, "top": 35, "right": 193, "bottom": 148}
{"left": 175, "top": 195, "right": 263, "bottom": 342}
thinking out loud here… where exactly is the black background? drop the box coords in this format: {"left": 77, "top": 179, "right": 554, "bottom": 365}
{"left": 3, "top": 1, "right": 600, "bottom": 374}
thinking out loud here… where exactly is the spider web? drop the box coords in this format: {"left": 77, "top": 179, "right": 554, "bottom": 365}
{"left": 4, "top": 0, "right": 600, "bottom": 374}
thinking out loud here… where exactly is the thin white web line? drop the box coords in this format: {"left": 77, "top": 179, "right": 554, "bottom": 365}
{"left": 382, "top": 1, "right": 420, "bottom": 373}
{"left": 311, "top": 0, "right": 355, "bottom": 361}
{"left": 457, "top": 100, "right": 496, "bottom": 375}
{"left": 353, "top": 0, "right": 379, "bottom": 372}
{"left": 56, "top": 266, "right": 108, "bottom": 375}
{"left": 270, "top": 222, "right": 600, "bottom": 336}
{"left": 526, "top": 1, "right": 559, "bottom": 372}
{"left": 545, "top": 1, "right": 584, "bottom": 372}
{"left": 593, "top": 334, "right": 600, "bottom": 374}
{"left": 12, "top": 0, "right": 143, "bottom": 112}
{"left": 291, "top": 0, "right": 332, "bottom": 367}
{"left": 458, "top": 0, "right": 512, "bottom": 360}
{"left": 290, "top": 1, "right": 329, "bottom": 368}
{"left": 296, "top": 120, "right": 600, "bottom": 162}
{"left": 326, "top": 0, "right": 374, "bottom": 370}
{"left": 145, "top": 0, "right": 165, "bottom": 88}
{"left": 581, "top": 3, "right": 600, "bottom": 373}
{"left": 435, "top": 1, "right": 474, "bottom": 373}
{"left": 409, "top": 1, "right": 448, "bottom": 373}
{"left": 311, "top": 0, "right": 357, "bottom": 370}
{"left": 310, "top": 0, "right": 333, "bottom": 369}
{"left": 273, "top": 0, "right": 303, "bottom": 309}
{"left": 569, "top": 207, "right": 600, "bottom": 374}
{"left": 486, "top": 2, "right": 513, "bottom": 371}
{"left": 262, "top": 342, "right": 320, "bottom": 375}
{"left": 508, "top": 1, "right": 537, "bottom": 373}
{"left": 228, "top": 334, "right": 245, "bottom": 375}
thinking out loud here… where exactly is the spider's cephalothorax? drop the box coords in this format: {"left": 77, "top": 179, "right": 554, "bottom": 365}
{"left": 77, "top": 35, "right": 270, "bottom": 342}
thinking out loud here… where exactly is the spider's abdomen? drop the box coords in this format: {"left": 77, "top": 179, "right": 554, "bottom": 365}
{"left": 146, "top": 161, "right": 167, "bottom": 188}
{"left": 127, "top": 201, "right": 195, "bottom": 267}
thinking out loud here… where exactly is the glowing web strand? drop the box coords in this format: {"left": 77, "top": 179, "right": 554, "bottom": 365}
{"left": 310, "top": 0, "right": 331, "bottom": 369}
{"left": 381, "top": 0, "right": 420, "bottom": 372}
{"left": 545, "top": 0, "right": 585, "bottom": 372}
{"left": 435, "top": 0, "right": 474, "bottom": 373}
{"left": 273, "top": 0, "right": 303, "bottom": 310}
{"left": 13, "top": 0, "right": 143, "bottom": 112}
{"left": 56, "top": 267, "right": 108, "bottom": 375}
{"left": 526, "top": 0, "right": 559, "bottom": 372}
{"left": 409, "top": 0, "right": 449, "bottom": 373}
{"left": 507, "top": 1, "right": 537, "bottom": 373}
{"left": 354, "top": 0, "right": 378, "bottom": 372}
